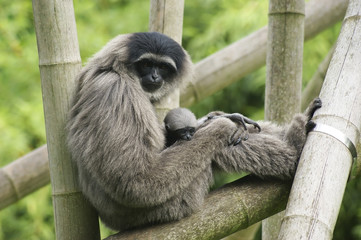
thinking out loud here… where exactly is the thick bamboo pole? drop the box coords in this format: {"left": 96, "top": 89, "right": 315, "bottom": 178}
{"left": 149, "top": 0, "right": 185, "bottom": 121}
{"left": 300, "top": 44, "right": 361, "bottom": 180}
{"left": 106, "top": 176, "right": 291, "bottom": 240}
{"left": 0, "top": 0, "right": 349, "bottom": 211}
{"left": 278, "top": 0, "right": 361, "bottom": 238}
{"left": 32, "top": 0, "right": 100, "bottom": 239}
{"left": 180, "top": 0, "right": 348, "bottom": 107}
{"left": 262, "top": 0, "right": 305, "bottom": 239}
{"left": 300, "top": 43, "right": 361, "bottom": 179}
{"left": 301, "top": 44, "right": 361, "bottom": 180}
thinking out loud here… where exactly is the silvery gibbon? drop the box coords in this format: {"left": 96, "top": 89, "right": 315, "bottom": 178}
{"left": 66, "top": 32, "right": 321, "bottom": 231}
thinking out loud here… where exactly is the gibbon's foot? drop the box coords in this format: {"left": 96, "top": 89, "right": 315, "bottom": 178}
{"left": 306, "top": 121, "right": 317, "bottom": 133}
{"left": 209, "top": 113, "right": 261, "bottom": 133}
{"left": 306, "top": 97, "right": 322, "bottom": 121}
{"left": 305, "top": 98, "right": 322, "bottom": 133}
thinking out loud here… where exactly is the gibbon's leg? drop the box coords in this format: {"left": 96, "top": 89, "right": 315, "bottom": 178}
{"left": 98, "top": 164, "right": 214, "bottom": 231}
{"left": 212, "top": 98, "right": 322, "bottom": 180}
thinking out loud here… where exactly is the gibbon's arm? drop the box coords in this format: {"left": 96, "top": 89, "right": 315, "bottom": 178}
{"left": 117, "top": 118, "right": 242, "bottom": 207}
{"left": 214, "top": 129, "right": 299, "bottom": 179}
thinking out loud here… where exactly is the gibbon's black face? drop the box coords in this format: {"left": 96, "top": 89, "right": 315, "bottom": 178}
{"left": 134, "top": 58, "right": 176, "bottom": 92}
{"left": 176, "top": 127, "right": 196, "bottom": 141}
{"left": 167, "top": 126, "right": 196, "bottom": 141}
{"left": 127, "top": 32, "right": 186, "bottom": 93}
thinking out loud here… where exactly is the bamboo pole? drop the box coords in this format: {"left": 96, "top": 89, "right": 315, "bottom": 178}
{"left": 32, "top": 0, "right": 100, "bottom": 239}
{"left": 105, "top": 176, "right": 291, "bottom": 240}
{"left": 300, "top": 44, "right": 361, "bottom": 179}
{"left": 262, "top": 0, "right": 305, "bottom": 239}
{"left": 0, "top": 0, "right": 349, "bottom": 211}
{"left": 180, "top": 0, "right": 348, "bottom": 108}
{"left": 149, "top": 0, "right": 185, "bottom": 121}
{"left": 265, "top": 0, "right": 305, "bottom": 118}
{"left": 0, "top": 145, "right": 49, "bottom": 210}
{"left": 278, "top": 0, "right": 361, "bottom": 238}
{"left": 264, "top": 0, "right": 304, "bottom": 123}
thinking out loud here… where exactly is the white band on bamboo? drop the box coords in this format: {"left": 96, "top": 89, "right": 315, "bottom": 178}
{"left": 312, "top": 123, "right": 358, "bottom": 162}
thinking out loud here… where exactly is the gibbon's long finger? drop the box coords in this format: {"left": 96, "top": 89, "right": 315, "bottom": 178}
{"left": 243, "top": 116, "right": 261, "bottom": 132}
{"left": 213, "top": 113, "right": 261, "bottom": 132}
{"left": 211, "top": 114, "right": 247, "bottom": 130}
{"left": 228, "top": 113, "right": 260, "bottom": 132}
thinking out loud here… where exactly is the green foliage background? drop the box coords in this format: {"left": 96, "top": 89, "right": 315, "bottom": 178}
{"left": 0, "top": 0, "right": 360, "bottom": 239}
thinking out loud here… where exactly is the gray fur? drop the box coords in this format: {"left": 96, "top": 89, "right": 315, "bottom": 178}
{"left": 66, "top": 32, "right": 320, "bottom": 231}
{"left": 164, "top": 107, "right": 197, "bottom": 131}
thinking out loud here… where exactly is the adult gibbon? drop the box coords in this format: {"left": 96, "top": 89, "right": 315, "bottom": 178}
{"left": 66, "top": 32, "right": 321, "bottom": 231}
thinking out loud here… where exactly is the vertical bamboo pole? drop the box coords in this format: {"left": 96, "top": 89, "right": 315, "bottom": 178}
{"left": 263, "top": 0, "right": 305, "bottom": 239}
{"left": 278, "top": 0, "right": 361, "bottom": 239}
{"left": 32, "top": 0, "right": 100, "bottom": 239}
{"left": 265, "top": 0, "right": 305, "bottom": 123}
{"left": 149, "top": 0, "right": 185, "bottom": 120}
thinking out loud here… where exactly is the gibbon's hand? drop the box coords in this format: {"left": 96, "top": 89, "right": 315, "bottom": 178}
{"left": 195, "top": 117, "right": 247, "bottom": 146}
{"left": 305, "top": 97, "right": 322, "bottom": 133}
{"left": 199, "top": 113, "right": 259, "bottom": 146}
{"left": 229, "top": 126, "right": 249, "bottom": 146}
{"left": 208, "top": 113, "right": 261, "bottom": 132}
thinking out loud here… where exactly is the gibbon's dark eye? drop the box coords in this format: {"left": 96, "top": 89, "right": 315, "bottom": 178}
{"left": 189, "top": 128, "right": 195, "bottom": 136}
{"left": 135, "top": 59, "right": 154, "bottom": 75}
{"left": 141, "top": 61, "right": 153, "bottom": 68}
{"left": 157, "top": 63, "right": 176, "bottom": 79}
{"left": 158, "top": 63, "right": 170, "bottom": 70}
{"left": 175, "top": 127, "right": 195, "bottom": 141}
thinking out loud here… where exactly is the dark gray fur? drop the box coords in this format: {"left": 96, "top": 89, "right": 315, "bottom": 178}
{"left": 66, "top": 32, "right": 320, "bottom": 231}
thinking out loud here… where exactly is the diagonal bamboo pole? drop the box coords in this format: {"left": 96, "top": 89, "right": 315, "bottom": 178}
{"left": 278, "top": 0, "right": 361, "bottom": 238}
{"left": 106, "top": 176, "right": 291, "bottom": 240}
{"left": 262, "top": 0, "right": 305, "bottom": 239}
{"left": 301, "top": 44, "right": 361, "bottom": 180}
{"left": 0, "top": 145, "right": 49, "bottom": 209}
{"left": 32, "top": 0, "right": 100, "bottom": 239}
